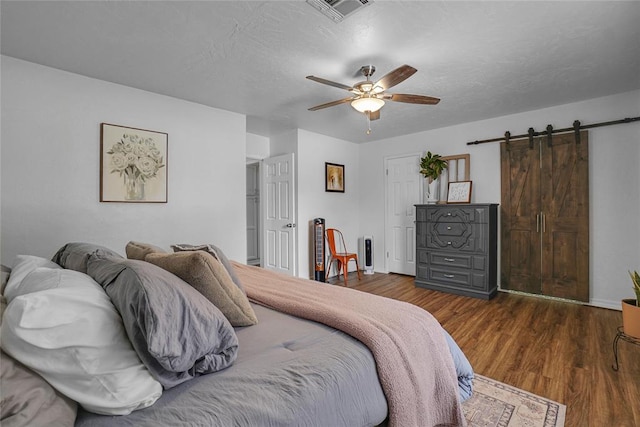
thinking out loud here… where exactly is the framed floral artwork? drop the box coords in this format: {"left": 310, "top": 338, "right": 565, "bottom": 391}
{"left": 325, "top": 162, "right": 344, "bottom": 193}
{"left": 100, "top": 123, "right": 167, "bottom": 203}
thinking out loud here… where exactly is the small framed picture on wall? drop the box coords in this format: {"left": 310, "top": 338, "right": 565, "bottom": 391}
{"left": 325, "top": 162, "right": 344, "bottom": 193}
{"left": 447, "top": 181, "right": 472, "bottom": 204}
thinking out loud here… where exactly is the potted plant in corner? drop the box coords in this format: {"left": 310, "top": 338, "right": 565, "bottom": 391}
{"left": 622, "top": 270, "right": 640, "bottom": 339}
{"left": 419, "top": 151, "right": 448, "bottom": 204}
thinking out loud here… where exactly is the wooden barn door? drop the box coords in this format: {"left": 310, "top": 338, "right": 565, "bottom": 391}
{"left": 501, "top": 131, "right": 589, "bottom": 302}
{"left": 540, "top": 132, "right": 589, "bottom": 301}
{"left": 500, "top": 137, "right": 542, "bottom": 295}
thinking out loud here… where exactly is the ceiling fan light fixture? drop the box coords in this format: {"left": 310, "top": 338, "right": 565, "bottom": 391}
{"left": 351, "top": 96, "right": 384, "bottom": 113}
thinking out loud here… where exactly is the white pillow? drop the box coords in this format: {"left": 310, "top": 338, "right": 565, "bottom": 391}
{"left": 3, "top": 255, "right": 61, "bottom": 302}
{"left": 0, "top": 268, "right": 162, "bottom": 415}
{"left": 8, "top": 267, "right": 86, "bottom": 300}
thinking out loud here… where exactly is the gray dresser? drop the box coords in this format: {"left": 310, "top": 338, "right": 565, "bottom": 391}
{"left": 415, "top": 203, "right": 498, "bottom": 300}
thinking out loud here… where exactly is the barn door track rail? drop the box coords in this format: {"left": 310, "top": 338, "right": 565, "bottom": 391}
{"left": 466, "top": 116, "right": 640, "bottom": 146}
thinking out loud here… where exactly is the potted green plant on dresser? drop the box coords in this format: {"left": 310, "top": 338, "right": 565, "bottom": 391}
{"left": 622, "top": 270, "right": 640, "bottom": 338}
{"left": 419, "top": 152, "right": 447, "bottom": 204}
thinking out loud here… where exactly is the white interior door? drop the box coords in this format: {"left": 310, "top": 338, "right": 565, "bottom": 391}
{"left": 262, "top": 153, "right": 296, "bottom": 276}
{"left": 385, "top": 154, "right": 422, "bottom": 275}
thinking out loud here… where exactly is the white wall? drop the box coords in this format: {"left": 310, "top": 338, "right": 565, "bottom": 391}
{"left": 296, "top": 129, "right": 360, "bottom": 279}
{"left": 358, "top": 90, "right": 640, "bottom": 309}
{"left": 270, "top": 129, "right": 298, "bottom": 158}
{"left": 1, "top": 56, "right": 247, "bottom": 264}
{"left": 246, "top": 132, "right": 270, "bottom": 160}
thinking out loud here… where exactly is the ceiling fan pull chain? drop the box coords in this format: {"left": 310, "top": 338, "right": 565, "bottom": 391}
{"left": 366, "top": 111, "right": 372, "bottom": 135}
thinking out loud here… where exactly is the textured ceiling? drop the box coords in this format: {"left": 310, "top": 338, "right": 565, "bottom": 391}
{"left": 2, "top": 1, "right": 639, "bottom": 143}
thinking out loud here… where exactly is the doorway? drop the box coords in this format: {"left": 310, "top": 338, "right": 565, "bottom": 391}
{"left": 246, "top": 162, "right": 261, "bottom": 266}
{"left": 385, "top": 153, "right": 423, "bottom": 275}
{"left": 261, "top": 153, "right": 297, "bottom": 276}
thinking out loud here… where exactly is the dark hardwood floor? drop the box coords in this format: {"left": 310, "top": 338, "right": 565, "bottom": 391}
{"left": 327, "top": 272, "right": 640, "bottom": 427}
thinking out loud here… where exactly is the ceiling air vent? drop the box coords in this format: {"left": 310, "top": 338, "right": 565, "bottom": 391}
{"left": 306, "top": 0, "right": 373, "bottom": 23}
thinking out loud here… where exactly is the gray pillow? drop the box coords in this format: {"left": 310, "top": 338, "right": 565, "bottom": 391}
{"left": 1, "top": 351, "right": 77, "bottom": 427}
{"left": 86, "top": 253, "right": 238, "bottom": 389}
{"left": 51, "top": 242, "right": 122, "bottom": 273}
{"left": 171, "top": 243, "right": 244, "bottom": 293}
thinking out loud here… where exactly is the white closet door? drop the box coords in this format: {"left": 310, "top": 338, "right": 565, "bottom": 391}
{"left": 385, "top": 154, "right": 422, "bottom": 275}
{"left": 262, "top": 153, "right": 297, "bottom": 276}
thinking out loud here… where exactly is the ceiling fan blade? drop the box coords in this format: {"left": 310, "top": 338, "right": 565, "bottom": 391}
{"left": 369, "top": 110, "right": 381, "bottom": 121}
{"left": 308, "top": 97, "right": 353, "bottom": 111}
{"left": 306, "top": 76, "right": 353, "bottom": 91}
{"left": 375, "top": 65, "right": 417, "bottom": 91}
{"left": 387, "top": 93, "right": 440, "bottom": 105}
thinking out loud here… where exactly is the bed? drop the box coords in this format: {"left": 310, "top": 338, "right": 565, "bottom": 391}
{"left": 0, "top": 242, "right": 473, "bottom": 427}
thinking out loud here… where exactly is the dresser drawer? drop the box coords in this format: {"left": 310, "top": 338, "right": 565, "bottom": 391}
{"left": 432, "top": 222, "right": 469, "bottom": 237}
{"left": 428, "top": 267, "right": 473, "bottom": 289}
{"left": 427, "top": 266, "right": 488, "bottom": 290}
{"left": 429, "top": 252, "right": 473, "bottom": 269}
{"left": 426, "top": 223, "right": 486, "bottom": 253}
{"left": 424, "top": 252, "right": 487, "bottom": 271}
{"left": 425, "top": 206, "right": 486, "bottom": 224}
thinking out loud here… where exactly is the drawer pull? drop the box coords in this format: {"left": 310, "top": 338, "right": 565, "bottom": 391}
{"left": 447, "top": 212, "right": 452, "bottom": 216}
{"left": 447, "top": 241, "right": 452, "bottom": 245}
{"left": 444, "top": 274, "right": 455, "bottom": 278}
{"left": 447, "top": 226, "right": 452, "bottom": 230}
{"left": 444, "top": 258, "right": 455, "bottom": 262}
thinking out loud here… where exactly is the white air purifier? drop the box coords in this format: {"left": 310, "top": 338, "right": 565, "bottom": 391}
{"left": 358, "top": 235, "right": 374, "bottom": 275}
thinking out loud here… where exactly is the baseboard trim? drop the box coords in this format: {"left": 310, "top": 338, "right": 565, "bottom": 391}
{"left": 588, "top": 298, "right": 622, "bottom": 311}
{"left": 499, "top": 288, "right": 622, "bottom": 311}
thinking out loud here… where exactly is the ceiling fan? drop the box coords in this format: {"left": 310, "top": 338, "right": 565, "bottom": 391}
{"left": 306, "top": 64, "right": 440, "bottom": 134}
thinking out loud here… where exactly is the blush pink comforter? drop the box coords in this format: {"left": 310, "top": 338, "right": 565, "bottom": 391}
{"left": 233, "top": 263, "right": 466, "bottom": 427}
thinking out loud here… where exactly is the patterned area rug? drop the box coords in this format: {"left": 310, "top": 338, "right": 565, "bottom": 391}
{"left": 462, "top": 375, "right": 566, "bottom": 427}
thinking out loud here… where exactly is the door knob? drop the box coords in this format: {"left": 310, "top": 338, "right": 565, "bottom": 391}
{"left": 285, "top": 223, "right": 296, "bottom": 228}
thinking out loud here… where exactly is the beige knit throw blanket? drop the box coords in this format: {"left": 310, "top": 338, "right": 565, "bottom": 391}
{"left": 233, "top": 263, "right": 466, "bottom": 427}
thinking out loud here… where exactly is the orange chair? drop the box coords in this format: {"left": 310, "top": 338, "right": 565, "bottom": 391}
{"left": 325, "top": 228, "right": 362, "bottom": 286}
